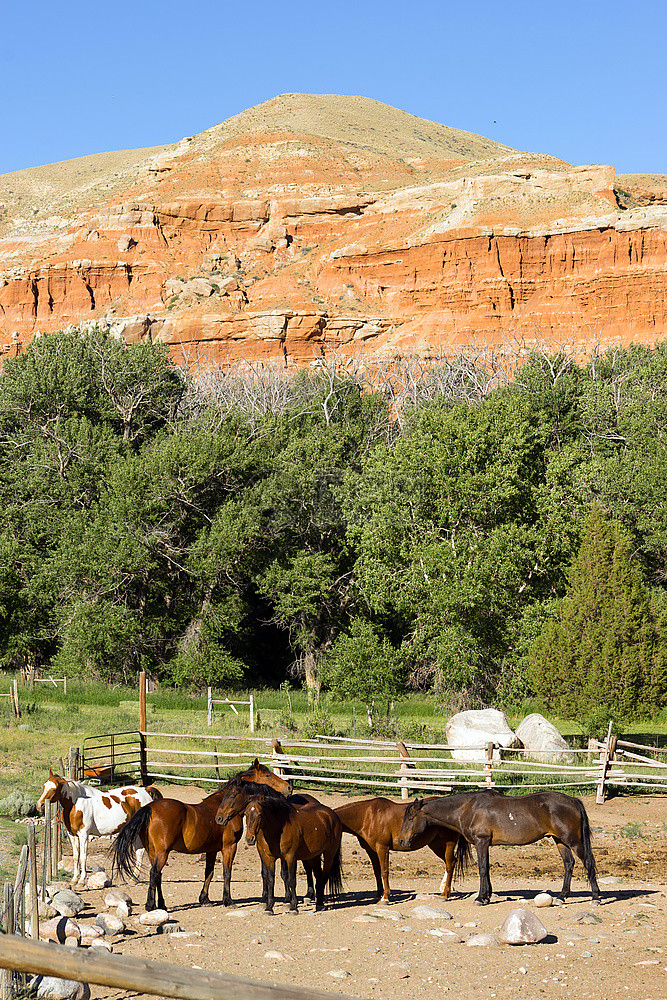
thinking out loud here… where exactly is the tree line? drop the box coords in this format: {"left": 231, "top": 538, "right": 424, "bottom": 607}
{"left": 0, "top": 328, "right": 665, "bottom": 724}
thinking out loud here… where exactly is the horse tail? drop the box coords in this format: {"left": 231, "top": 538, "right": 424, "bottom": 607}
{"left": 146, "top": 785, "right": 162, "bottom": 801}
{"left": 325, "top": 847, "right": 345, "bottom": 902}
{"left": 453, "top": 833, "right": 472, "bottom": 887}
{"left": 575, "top": 797, "right": 598, "bottom": 886}
{"left": 111, "top": 803, "right": 152, "bottom": 883}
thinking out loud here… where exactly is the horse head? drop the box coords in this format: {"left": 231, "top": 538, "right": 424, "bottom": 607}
{"left": 244, "top": 801, "right": 262, "bottom": 846}
{"left": 397, "top": 797, "right": 425, "bottom": 849}
{"left": 37, "top": 769, "right": 66, "bottom": 810}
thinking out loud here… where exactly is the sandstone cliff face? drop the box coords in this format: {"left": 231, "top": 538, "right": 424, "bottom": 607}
{"left": 1, "top": 94, "right": 666, "bottom": 365}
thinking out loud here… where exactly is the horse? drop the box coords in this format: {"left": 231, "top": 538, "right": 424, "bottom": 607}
{"left": 243, "top": 797, "right": 344, "bottom": 912}
{"left": 335, "top": 797, "right": 470, "bottom": 902}
{"left": 37, "top": 769, "right": 162, "bottom": 886}
{"left": 214, "top": 777, "right": 321, "bottom": 903}
{"left": 110, "top": 759, "right": 289, "bottom": 910}
{"left": 397, "top": 790, "right": 601, "bottom": 905}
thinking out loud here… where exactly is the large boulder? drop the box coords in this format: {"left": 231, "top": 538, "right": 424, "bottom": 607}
{"left": 515, "top": 714, "right": 576, "bottom": 764}
{"left": 446, "top": 709, "right": 520, "bottom": 762}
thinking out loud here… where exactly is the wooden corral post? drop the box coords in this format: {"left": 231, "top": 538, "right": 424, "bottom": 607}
{"left": 11, "top": 679, "right": 20, "bottom": 718}
{"left": 139, "top": 670, "right": 147, "bottom": 733}
{"left": 249, "top": 694, "right": 255, "bottom": 733}
{"left": 208, "top": 686, "right": 213, "bottom": 727}
{"left": 0, "top": 935, "right": 364, "bottom": 1000}
{"left": 67, "top": 746, "right": 79, "bottom": 781}
{"left": 271, "top": 738, "right": 286, "bottom": 779}
{"left": 596, "top": 721, "right": 615, "bottom": 804}
{"left": 484, "top": 742, "right": 495, "bottom": 788}
{"left": 397, "top": 741, "right": 416, "bottom": 800}
{"left": 2, "top": 882, "right": 13, "bottom": 1000}
{"left": 140, "top": 732, "right": 148, "bottom": 786}
{"left": 27, "top": 823, "right": 38, "bottom": 944}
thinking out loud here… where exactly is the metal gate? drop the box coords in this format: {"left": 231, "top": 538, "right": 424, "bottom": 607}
{"left": 81, "top": 731, "right": 142, "bottom": 784}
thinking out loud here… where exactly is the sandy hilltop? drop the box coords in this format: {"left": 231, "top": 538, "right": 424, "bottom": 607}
{"left": 1, "top": 93, "right": 666, "bottom": 365}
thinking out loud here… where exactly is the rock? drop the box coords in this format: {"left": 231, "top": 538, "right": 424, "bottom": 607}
{"left": 64, "top": 937, "right": 79, "bottom": 948}
{"left": 534, "top": 892, "right": 554, "bottom": 907}
{"left": 446, "top": 709, "right": 520, "bottom": 762}
{"left": 117, "top": 236, "right": 136, "bottom": 252}
{"left": 328, "top": 970, "right": 350, "bottom": 980}
{"left": 139, "top": 908, "right": 170, "bottom": 927}
{"left": 515, "top": 714, "right": 576, "bottom": 764}
{"left": 264, "top": 951, "right": 295, "bottom": 962}
{"left": 39, "top": 917, "right": 81, "bottom": 943}
{"left": 498, "top": 909, "right": 548, "bottom": 945}
{"left": 428, "top": 928, "right": 462, "bottom": 942}
{"left": 157, "top": 921, "right": 182, "bottom": 935}
{"left": 411, "top": 905, "right": 452, "bottom": 920}
{"left": 95, "top": 913, "right": 125, "bottom": 936}
{"left": 78, "top": 924, "right": 104, "bottom": 941}
{"left": 104, "top": 889, "right": 133, "bottom": 908}
{"left": 33, "top": 977, "right": 90, "bottom": 1000}
{"left": 90, "top": 938, "right": 113, "bottom": 952}
{"left": 86, "top": 871, "right": 112, "bottom": 890}
{"left": 466, "top": 933, "right": 500, "bottom": 947}
{"left": 116, "top": 901, "right": 132, "bottom": 919}
{"left": 571, "top": 912, "right": 602, "bottom": 925}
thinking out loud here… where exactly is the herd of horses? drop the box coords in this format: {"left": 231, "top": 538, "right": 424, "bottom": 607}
{"left": 38, "top": 760, "right": 601, "bottom": 913}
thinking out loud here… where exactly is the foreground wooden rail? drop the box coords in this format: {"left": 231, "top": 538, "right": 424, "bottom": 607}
{"left": 0, "top": 936, "right": 363, "bottom": 1000}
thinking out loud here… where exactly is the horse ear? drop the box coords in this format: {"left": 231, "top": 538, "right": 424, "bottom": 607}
{"left": 252, "top": 758, "right": 260, "bottom": 767}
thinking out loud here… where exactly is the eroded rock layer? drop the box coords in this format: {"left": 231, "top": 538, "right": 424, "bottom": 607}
{"left": 1, "top": 93, "right": 666, "bottom": 364}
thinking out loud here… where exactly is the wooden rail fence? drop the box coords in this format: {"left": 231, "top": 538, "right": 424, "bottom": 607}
{"left": 0, "top": 936, "right": 363, "bottom": 1000}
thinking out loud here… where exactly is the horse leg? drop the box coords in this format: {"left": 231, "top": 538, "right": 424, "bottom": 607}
{"left": 286, "top": 858, "right": 299, "bottom": 912}
{"left": 280, "top": 859, "right": 290, "bottom": 903}
{"left": 555, "top": 840, "right": 575, "bottom": 899}
{"left": 427, "top": 838, "right": 455, "bottom": 899}
{"left": 68, "top": 832, "right": 80, "bottom": 883}
{"left": 76, "top": 831, "right": 89, "bottom": 886}
{"left": 356, "top": 837, "right": 384, "bottom": 900}
{"left": 474, "top": 838, "right": 492, "bottom": 905}
{"left": 198, "top": 851, "right": 217, "bottom": 905}
{"left": 264, "top": 859, "right": 276, "bottom": 913}
{"left": 302, "top": 860, "right": 315, "bottom": 902}
{"left": 311, "top": 856, "right": 326, "bottom": 912}
{"left": 134, "top": 842, "right": 146, "bottom": 877}
{"left": 220, "top": 827, "right": 239, "bottom": 906}
{"left": 147, "top": 851, "right": 168, "bottom": 911}
{"left": 571, "top": 839, "right": 601, "bottom": 902}
{"left": 376, "top": 845, "right": 392, "bottom": 902}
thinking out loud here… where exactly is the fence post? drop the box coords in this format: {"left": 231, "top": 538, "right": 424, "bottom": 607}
{"left": 12, "top": 679, "right": 20, "bottom": 718}
{"left": 140, "top": 732, "right": 148, "bottom": 786}
{"left": 208, "top": 687, "right": 213, "bottom": 727}
{"left": 596, "top": 721, "right": 614, "bottom": 804}
{"left": 484, "top": 742, "right": 494, "bottom": 788}
{"left": 67, "top": 746, "right": 79, "bottom": 781}
{"left": 2, "top": 881, "right": 13, "bottom": 1000}
{"left": 249, "top": 694, "right": 255, "bottom": 733}
{"left": 27, "top": 823, "right": 38, "bottom": 944}
{"left": 63, "top": 676, "right": 67, "bottom": 696}
{"left": 139, "top": 671, "right": 147, "bottom": 733}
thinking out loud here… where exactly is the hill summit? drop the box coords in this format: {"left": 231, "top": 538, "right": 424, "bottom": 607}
{"left": 1, "top": 93, "right": 666, "bottom": 363}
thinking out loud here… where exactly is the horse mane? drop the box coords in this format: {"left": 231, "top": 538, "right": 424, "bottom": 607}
{"left": 232, "top": 779, "right": 285, "bottom": 800}
{"left": 252, "top": 795, "right": 296, "bottom": 818}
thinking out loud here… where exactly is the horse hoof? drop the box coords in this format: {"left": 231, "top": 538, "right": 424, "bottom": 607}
{"left": 474, "top": 898, "right": 489, "bottom": 906}
{"left": 375, "top": 897, "right": 390, "bottom": 906}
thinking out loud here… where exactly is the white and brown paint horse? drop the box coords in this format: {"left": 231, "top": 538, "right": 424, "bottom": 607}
{"left": 37, "top": 769, "right": 162, "bottom": 885}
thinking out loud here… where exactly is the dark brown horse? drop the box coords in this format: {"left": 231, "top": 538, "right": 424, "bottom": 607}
{"left": 397, "top": 790, "right": 600, "bottom": 905}
{"left": 244, "top": 797, "right": 344, "bottom": 912}
{"left": 111, "top": 759, "right": 289, "bottom": 910}
{"left": 214, "top": 778, "right": 321, "bottom": 903}
{"left": 335, "top": 797, "right": 470, "bottom": 902}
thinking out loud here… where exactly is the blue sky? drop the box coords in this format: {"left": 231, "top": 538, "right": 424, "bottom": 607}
{"left": 2, "top": 0, "right": 665, "bottom": 176}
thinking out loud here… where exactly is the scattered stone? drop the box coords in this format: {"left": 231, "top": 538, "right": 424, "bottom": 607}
{"left": 466, "top": 933, "right": 500, "bottom": 947}
{"left": 33, "top": 976, "right": 90, "bottom": 1000}
{"left": 264, "top": 951, "right": 294, "bottom": 962}
{"left": 411, "top": 905, "right": 452, "bottom": 920}
{"left": 78, "top": 925, "right": 104, "bottom": 941}
{"left": 571, "top": 912, "right": 602, "bottom": 925}
{"left": 353, "top": 915, "right": 377, "bottom": 922}
{"left": 39, "top": 917, "right": 81, "bottom": 944}
{"left": 117, "top": 236, "right": 136, "bottom": 252}
{"left": 104, "top": 890, "right": 132, "bottom": 908}
{"left": 252, "top": 935, "right": 271, "bottom": 944}
{"left": 534, "top": 892, "right": 554, "bottom": 907}
{"left": 498, "top": 909, "right": 548, "bottom": 945}
{"left": 116, "top": 902, "right": 131, "bottom": 919}
{"left": 599, "top": 876, "right": 621, "bottom": 885}
{"left": 87, "top": 871, "right": 112, "bottom": 890}
{"left": 157, "top": 921, "right": 182, "bottom": 935}
{"left": 95, "top": 913, "right": 125, "bottom": 936}
{"left": 50, "top": 889, "right": 84, "bottom": 917}
{"left": 428, "top": 928, "right": 462, "bottom": 943}
{"left": 328, "top": 970, "right": 350, "bottom": 980}
{"left": 64, "top": 938, "right": 79, "bottom": 948}
{"left": 90, "top": 939, "right": 113, "bottom": 953}
{"left": 582, "top": 950, "right": 592, "bottom": 958}
{"left": 390, "top": 965, "right": 410, "bottom": 979}
{"left": 139, "top": 909, "right": 170, "bottom": 927}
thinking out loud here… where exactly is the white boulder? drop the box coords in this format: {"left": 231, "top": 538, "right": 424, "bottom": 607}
{"left": 515, "top": 714, "right": 576, "bottom": 764}
{"left": 498, "top": 908, "right": 548, "bottom": 944}
{"left": 446, "top": 709, "right": 520, "bottom": 762}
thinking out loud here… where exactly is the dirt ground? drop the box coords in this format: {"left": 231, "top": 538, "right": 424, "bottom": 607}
{"left": 71, "top": 787, "right": 667, "bottom": 1000}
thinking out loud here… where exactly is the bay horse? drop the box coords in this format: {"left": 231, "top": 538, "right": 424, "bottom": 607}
{"left": 37, "top": 769, "right": 162, "bottom": 886}
{"left": 397, "top": 790, "right": 601, "bottom": 905}
{"left": 335, "top": 797, "right": 470, "bottom": 902}
{"left": 111, "top": 759, "right": 289, "bottom": 910}
{"left": 214, "top": 778, "right": 321, "bottom": 903}
{"left": 244, "top": 797, "right": 344, "bottom": 912}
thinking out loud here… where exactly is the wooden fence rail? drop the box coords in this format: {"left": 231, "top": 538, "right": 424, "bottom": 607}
{"left": 0, "top": 936, "right": 363, "bottom": 1000}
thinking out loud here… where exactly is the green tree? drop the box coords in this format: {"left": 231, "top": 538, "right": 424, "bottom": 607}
{"left": 321, "top": 618, "right": 405, "bottom": 729}
{"left": 528, "top": 504, "right": 667, "bottom": 717}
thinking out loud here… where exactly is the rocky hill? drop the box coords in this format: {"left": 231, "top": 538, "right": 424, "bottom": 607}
{"left": 1, "top": 93, "right": 666, "bottom": 365}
